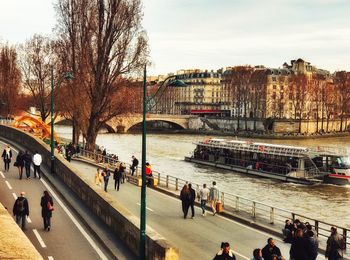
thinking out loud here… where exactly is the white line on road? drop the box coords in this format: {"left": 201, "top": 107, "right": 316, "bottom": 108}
{"left": 33, "top": 229, "right": 47, "bottom": 248}
{"left": 0, "top": 171, "right": 4, "bottom": 178}
{"left": 40, "top": 178, "right": 108, "bottom": 260}
{"left": 12, "top": 192, "right": 17, "bottom": 199}
{"left": 48, "top": 256, "right": 54, "bottom": 260}
{"left": 136, "top": 202, "right": 154, "bottom": 212}
{"left": 27, "top": 216, "right": 32, "bottom": 223}
{"left": 5, "top": 180, "right": 12, "bottom": 190}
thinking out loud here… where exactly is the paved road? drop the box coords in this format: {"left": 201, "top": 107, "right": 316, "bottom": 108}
{"left": 72, "top": 160, "right": 326, "bottom": 260}
{"left": 0, "top": 141, "right": 110, "bottom": 260}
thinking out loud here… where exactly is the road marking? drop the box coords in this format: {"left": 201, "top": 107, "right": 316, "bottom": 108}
{"left": 0, "top": 171, "right": 4, "bottom": 178}
{"left": 40, "top": 179, "right": 108, "bottom": 260}
{"left": 33, "top": 229, "right": 47, "bottom": 248}
{"left": 136, "top": 202, "right": 154, "bottom": 212}
{"left": 5, "top": 180, "right": 12, "bottom": 190}
{"left": 27, "top": 216, "right": 32, "bottom": 223}
{"left": 48, "top": 256, "right": 54, "bottom": 260}
{"left": 12, "top": 193, "right": 17, "bottom": 199}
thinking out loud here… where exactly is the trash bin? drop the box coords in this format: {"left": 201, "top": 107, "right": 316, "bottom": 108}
{"left": 216, "top": 202, "right": 223, "bottom": 213}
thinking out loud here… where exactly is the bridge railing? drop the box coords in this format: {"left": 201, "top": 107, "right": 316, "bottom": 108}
{"left": 77, "top": 149, "right": 349, "bottom": 250}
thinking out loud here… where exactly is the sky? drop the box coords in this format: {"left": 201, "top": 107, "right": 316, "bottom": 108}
{"left": 0, "top": 0, "right": 349, "bottom": 75}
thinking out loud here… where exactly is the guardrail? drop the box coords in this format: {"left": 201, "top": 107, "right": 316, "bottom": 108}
{"left": 78, "top": 148, "right": 349, "bottom": 250}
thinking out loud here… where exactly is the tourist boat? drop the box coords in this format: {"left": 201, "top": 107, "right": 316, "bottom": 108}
{"left": 185, "top": 138, "right": 350, "bottom": 185}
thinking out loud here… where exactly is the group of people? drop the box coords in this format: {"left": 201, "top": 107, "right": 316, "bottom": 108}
{"left": 180, "top": 181, "right": 220, "bottom": 219}
{"left": 56, "top": 142, "right": 80, "bottom": 162}
{"left": 12, "top": 190, "right": 54, "bottom": 232}
{"left": 95, "top": 162, "right": 127, "bottom": 192}
{"left": 2, "top": 145, "right": 42, "bottom": 179}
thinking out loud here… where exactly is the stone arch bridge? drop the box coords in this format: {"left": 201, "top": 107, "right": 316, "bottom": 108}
{"left": 56, "top": 114, "right": 192, "bottom": 133}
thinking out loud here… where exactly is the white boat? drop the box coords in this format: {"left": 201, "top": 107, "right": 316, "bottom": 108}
{"left": 185, "top": 138, "right": 350, "bottom": 185}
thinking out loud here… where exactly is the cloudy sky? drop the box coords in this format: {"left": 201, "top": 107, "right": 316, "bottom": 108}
{"left": 1, "top": 0, "right": 349, "bottom": 75}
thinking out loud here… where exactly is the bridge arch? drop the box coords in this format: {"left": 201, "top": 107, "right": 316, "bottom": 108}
{"left": 125, "top": 119, "right": 186, "bottom": 133}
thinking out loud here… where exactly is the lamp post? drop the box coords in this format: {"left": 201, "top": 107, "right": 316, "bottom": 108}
{"left": 139, "top": 66, "right": 186, "bottom": 259}
{"left": 50, "top": 67, "right": 73, "bottom": 175}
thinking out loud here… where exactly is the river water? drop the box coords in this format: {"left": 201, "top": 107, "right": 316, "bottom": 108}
{"left": 56, "top": 125, "right": 350, "bottom": 228}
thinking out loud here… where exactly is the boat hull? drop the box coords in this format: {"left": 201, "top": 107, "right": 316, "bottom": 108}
{"left": 324, "top": 174, "right": 350, "bottom": 185}
{"left": 185, "top": 157, "right": 319, "bottom": 185}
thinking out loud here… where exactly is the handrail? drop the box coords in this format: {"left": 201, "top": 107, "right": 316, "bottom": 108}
{"left": 77, "top": 148, "right": 349, "bottom": 249}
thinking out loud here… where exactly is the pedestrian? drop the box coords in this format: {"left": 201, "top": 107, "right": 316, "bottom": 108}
{"left": 262, "top": 238, "right": 282, "bottom": 260}
{"left": 199, "top": 183, "right": 210, "bottom": 216}
{"left": 66, "top": 148, "right": 72, "bottom": 162}
{"left": 145, "top": 162, "right": 153, "bottom": 186}
{"left": 61, "top": 145, "right": 66, "bottom": 158}
{"left": 188, "top": 183, "right": 196, "bottom": 219}
{"left": 114, "top": 166, "right": 121, "bottom": 191}
{"left": 15, "top": 151, "right": 25, "bottom": 179}
{"left": 95, "top": 168, "right": 102, "bottom": 186}
{"left": 13, "top": 191, "right": 29, "bottom": 230}
{"left": 119, "top": 162, "right": 126, "bottom": 183}
{"left": 33, "top": 151, "right": 42, "bottom": 179}
{"left": 251, "top": 248, "right": 263, "bottom": 260}
{"left": 130, "top": 155, "right": 139, "bottom": 176}
{"left": 2, "top": 145, "right": 12, "bottom": 172}
{"left": 326, "top": 227, "right": 345, "bottom": 260}
{"left": 180, "top": 183, "right": 191, "bottom": 219}
{"left": 40, "top": 190, "right": 54, "bottom": 231}
{"left": 209, "top": 181, "right": 219, "bottom": 216}
{"left": 23, "top": 150, "right": 32, "bottom": 179}
{"left": 102, "top": 166, "right": 110, "bottom": 192}
{"left": 213, "top": 242, "right": 236, "bottom": 260}
{"left": 306, "top": 230, "right": 319, "bottom": 260}
{"left": 290, "top": 228, "right": 308, "bottom": 260}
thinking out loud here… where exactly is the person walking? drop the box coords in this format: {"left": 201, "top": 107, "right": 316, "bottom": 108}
{"left": 102, "top": 166, "right": 110, "bottom": 192}
{"left": 15, "top": 151, "right": 25, "bottom": 179}
{"left": 188, "top": 183, "right": 196, "bottom": 219}
{"left": 114, "top": 166, "right": 122, "bottom": 191}
{"left": 326, "top": 227, "right": 345, "bottom": 260}
{"left": 2, "top": 145, "right": 12, "bottom": 172}
{"left": 180, "top": 184, "right": 191, "bottom": 219}
{"left": 33, "top": 151, "right": 42, "bottom": 179}
{"left": 23, "top": 151, "right": 32, "bottom": 179}
{"left": 13, "top": 191, "right": 29, "bottom": 230}
{"left": 199, "top": 183, "right": 210, "bottom": 216}
{"left": 130, "top": 155, "right": 139, "bottom": 176}
{"left": 95, "top": 168, "right": 102, "bottom": 186}
{"left": 40, "top": 191, "right": 54, "bottom": 231}
{"left": 213, "top": 242, "right": 236, "bottom": 260}
{"left": 209, "top": 181, "right": 219, "bottom": 215}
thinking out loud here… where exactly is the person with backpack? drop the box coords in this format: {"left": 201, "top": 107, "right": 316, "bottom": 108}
{"left": 40, "top": 191, "right": 54, "bottom": 231}
{"left": 209, "top": 181, "right": 220, "bottom": 215}
{"left": 13, "top": 191, "right": 29, "bottom": 230}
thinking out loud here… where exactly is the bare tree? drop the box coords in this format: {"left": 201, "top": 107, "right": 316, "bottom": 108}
{"left": 55, "top": 0, "right": 148, "bottom": 150}
{"left": 250, "top": 69, "right": 267, "bottom": 130}
{"left": 334, "top": 71, "right": 350, "bottom": 131}
{"left": 19, "top": 34, "right": 56, "bottom": 122}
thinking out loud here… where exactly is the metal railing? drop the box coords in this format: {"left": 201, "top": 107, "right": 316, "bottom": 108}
{"left": 77, "top": 148, "right": 349, "bottom": 250}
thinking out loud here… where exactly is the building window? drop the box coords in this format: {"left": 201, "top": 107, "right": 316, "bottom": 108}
{"left": 273, "top": 85, "right": 277, "bottom": 90}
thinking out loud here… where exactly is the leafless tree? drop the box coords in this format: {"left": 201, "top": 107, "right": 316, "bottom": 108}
{"left": 334, "top": 71, "right": 350, "bottom": 131}
{"left": 55, "top": 0, "right": 148, "bottom": 150}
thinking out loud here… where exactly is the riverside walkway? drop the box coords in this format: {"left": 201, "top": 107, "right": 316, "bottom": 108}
{"left": 71, "top": 157, "right": 326, "bottom": 260}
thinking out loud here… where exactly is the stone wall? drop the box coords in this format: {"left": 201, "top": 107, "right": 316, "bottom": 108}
{"left": 0, "top": 203, "right": 43, "bottom": 259}
{"left": 0, "top": 125, "right": 179, "bottom": 260}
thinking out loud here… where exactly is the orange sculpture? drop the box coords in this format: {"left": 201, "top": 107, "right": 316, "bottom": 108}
{"left": 12, "top": 115, "right": 61, "bottom": 143}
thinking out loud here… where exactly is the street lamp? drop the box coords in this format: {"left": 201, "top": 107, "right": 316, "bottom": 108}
{"left": 50, "top": 67, "right": 73, "bottom": 175}
{"left": 139, "top": 66, "right": 186, "bottom": 259}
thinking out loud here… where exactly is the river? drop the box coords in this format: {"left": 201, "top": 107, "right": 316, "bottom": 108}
{"left": 56, "top": 125, "right": 350, "bottom": 228}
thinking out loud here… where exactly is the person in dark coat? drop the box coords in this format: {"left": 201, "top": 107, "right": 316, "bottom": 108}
{"left": 180, "top": 184, "right": 191, "bottom": 219}
{"left": 326, "top": 227, "right": 345, "bottom": 260}
{"left": 15, "top": 151, "right": 25, "bottom": 179}
{"left": 290, "top": 228, "right": 308, "bottom": 260}
{"left": 2, "top": 145, "right": 12, "bottom": 172}
{"left": 23, "top": 151, "right": 32, "bottom": 179}
{"left": 262, "top": 238, "right": 282, "bottom": 260}
{"left": 213, "top": 242, "right": 236, "bottom": 260}
{"left": 113, "top": 166, "right": 122, "bottom": 191}
{"left": 188, "top": 183, "right": 196, "bottom": 219}
{"left": 13, "top": 191, "right": 29, "bottom": 230}
{"left": 102, "top": 166, "right": 110, "bottom": 192}
{"left": 40, "top": 191, "right": 54, "bottom": 231}
{"left": 130, "top": 156, "right": 139, "bottom": 176}
{"left": 306, "top": 230, "right": 319, "bottom": 260}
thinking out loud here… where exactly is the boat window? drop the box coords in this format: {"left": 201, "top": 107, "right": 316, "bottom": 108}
{"left": 337, "top": 157, "right": 350, "bottom": 168}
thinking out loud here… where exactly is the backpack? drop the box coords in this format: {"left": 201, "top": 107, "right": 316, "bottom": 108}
{"left": 17, "top": 199, "right": 25, "bottom": 212}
